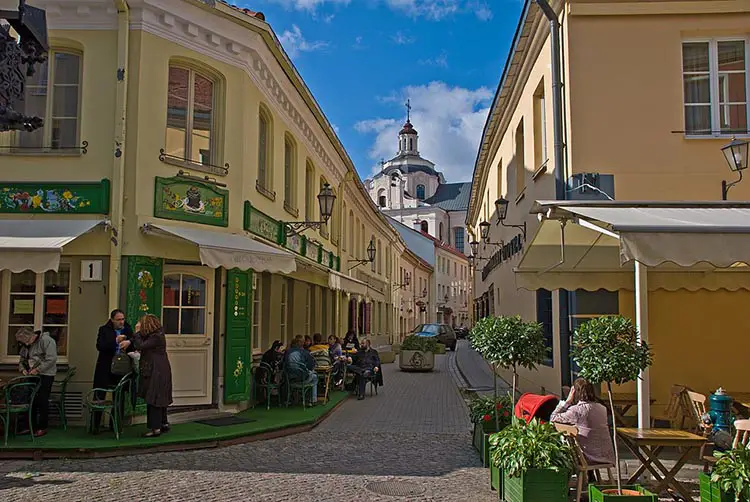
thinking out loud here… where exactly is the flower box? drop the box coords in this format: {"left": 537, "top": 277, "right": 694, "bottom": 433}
{"left": 502, "top": 468, "right": 569, "bottom": 502}
{"left": 398, "top": 350, "right": 435, "bottom": 371}
{"left": 700, "top": 471, "right": 750, "bottom": 502}
{"left": 588, "top": 484, "right": 658, "bottom": 501}
{"left": 490, "top": 463, "right": 502, "bottom": 492}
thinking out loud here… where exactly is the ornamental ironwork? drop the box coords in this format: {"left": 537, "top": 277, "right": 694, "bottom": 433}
{"left": 0, "top": 0, "right": 48, "bottom": 132}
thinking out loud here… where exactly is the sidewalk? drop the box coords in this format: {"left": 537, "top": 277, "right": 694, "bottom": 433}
{"left": 454, "top": 339, "right": 510, "bottom": 397}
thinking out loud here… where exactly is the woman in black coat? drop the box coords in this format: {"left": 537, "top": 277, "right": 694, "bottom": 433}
{"left": 92, "top": 309, "right": 134, "bottom": 432}
{"left": 120, "top": 314, "right": 173, "bottom": 437}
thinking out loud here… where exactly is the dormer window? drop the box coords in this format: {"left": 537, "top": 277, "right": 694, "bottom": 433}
{"left": 416, "top": 184, "right": 426, "bottom": 200}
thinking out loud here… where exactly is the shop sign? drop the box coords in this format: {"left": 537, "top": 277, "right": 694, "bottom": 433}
{"left": 0, "top": 179, "right": 111, "bottom": 214}
{"left": 322, "top": 249, "right": 334, "bottom": 268}
{"left": 243, "top": 201, "right": 283, "bottom": 243}
{"left": 154, "top": 176, "right": 228, "bottom": 227}
{"left": 481, "top": 233, "right": 523, "bottom": 281}
{"left": 285, "top": 233, "right": 304, "bottom": 254}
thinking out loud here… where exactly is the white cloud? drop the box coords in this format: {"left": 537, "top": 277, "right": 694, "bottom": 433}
{"left": 355, "top": 82, "right": 492, "bottom": 182}
{"left": 418, "top": 51, "right": 448, "bottom": 68}
{"left": 278, "top": 25, "right": 329, "bottom": 58}
{"left": 391, "top": 31, "right": 415, "bottom": 45}
{"left": 353, "top": 36, "right": 366, "bottom": 50}
{"left": 266, "top": 0, "right": 491, "bottom": 21}
{"left": 266, "top": 0, "right": 350, "bottom": 12}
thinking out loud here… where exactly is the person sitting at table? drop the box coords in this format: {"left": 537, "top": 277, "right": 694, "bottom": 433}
{"left": 348, "top": 338, "right": 382, "bottom": 400}
{"left": 309, "top": 334, "right": 331, "bottom": 368}
{"left": 342, "top": 331, "right": 360, "bottom": 351}
{"left": 257, "top": 340, "right": 284, "bottom": 404}
{"left": 303, "top": 335, "right": 313, "bottom": 351}
{"left": 284, "top": 335, "right": 318, "bottom": 405}
{"left": 551, "top": 377, "right": 615, "bottom": 468}
{"left": 328, "top": 335, "right": 345, "bottom": 386}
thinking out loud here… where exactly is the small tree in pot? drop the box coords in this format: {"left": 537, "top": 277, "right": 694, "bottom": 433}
{"left": 470, "top": 315, "right": 546, "bottom": 428}
{"left": 572, "top": 315, "right": 653, "bottom": 497}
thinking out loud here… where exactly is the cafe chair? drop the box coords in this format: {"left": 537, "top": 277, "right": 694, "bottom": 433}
{"left": 284, "top": 362, "right": 315, "bottom": 409}
{"left": 703, "top": 419, "right": 750, "bottom": 472}
{"left": 554, "top": 423, "right": 614, "bottom": 502}
{"left": 84, "top": 372, "right": 133, "bottom": 440}
{"left": 49, "top": 366, "right": 77, "bottom": 431}
{"left": 0, "top": 376, "right": 41, "bottom": 446}
{"left": 252, "top": 362, "right": 282, "bottom": 410}
{"left": 651, "top": 384, "right": 689, "bottom": 430}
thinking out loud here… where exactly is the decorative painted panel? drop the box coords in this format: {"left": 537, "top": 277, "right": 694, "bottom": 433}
{"left": 243, "top": 201, "right": 283, "bottom": 244}
{"left": 285, "top": 232, "right": 304, "bottom": 255}
{"left": 224, "top": 269, "right": 252, "bottom": 403}
{"left": 305, "top": 240, "right": 320, "bottom": 262}
{"left": 154, "top": 176, "right": 228, "bottom": 227}
{"left": 0, "top": 179, "right": 110, "bottom": 214}
{"left": 125, "top": 256, "right": 164, "bottom": 324}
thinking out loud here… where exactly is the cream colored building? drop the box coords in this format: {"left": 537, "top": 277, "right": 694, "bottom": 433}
{"left": 0, "top": 0, "right": 410, "bottom": 417}
{"left": 468, "top": 0, "right": 750, "bottom": 412}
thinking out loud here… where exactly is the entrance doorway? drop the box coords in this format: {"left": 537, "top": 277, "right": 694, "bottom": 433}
{"left": 162, "top": 265, "right": 215, "bottom": 406}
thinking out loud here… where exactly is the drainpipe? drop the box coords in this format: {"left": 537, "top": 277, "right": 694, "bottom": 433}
{"left": 108, "top": 0, "right": 129, "bottom": 313}
{"left": 533, "top": 0, "right": 571, "bottom": 388}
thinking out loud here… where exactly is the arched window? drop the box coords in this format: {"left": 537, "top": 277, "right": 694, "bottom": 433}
{"left": 342, "top": 203, "right": 348, "bottom": 251}
{"left": 258, "top": 106, "right": 272, "bottom": 190}
{"left": 305, "top": 160, "right": 315, "bottom": 220}
{"left": 377, "top": 188, "right": 387, "bottom": 208}
{"left": 349, "top": 210, "right": 355, "bottom": 253}
{"left": 377, "top": 239, "right": 382, "bottom": 274}
{"left": 320, "top": 176, "right": 329, "bottom": 238}
{"left": 439, "top": 222, "right": 444, "bottom": 241}
{"left": 408, "top": 138, "right": 413, "bottom": 151}
{"left": 420, "top": 220, "right": 428, "bottom": 233}
{"left": 416, "top": 184, "right": 426, "bottom": 200}
{"left": 283, "top": 134, "right": 296, "bottom": 212}
{"left": 166, "top": 65, "right": 216, "bottom": 164}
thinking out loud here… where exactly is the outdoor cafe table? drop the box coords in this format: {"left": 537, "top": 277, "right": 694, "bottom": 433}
{"left": 315, "top": 366, "right": 333, "bottom": 405}
{"left": 617, "top": 428, "right": 706, "bottom": 500}
{"left": 605, "top": 393, "right": 656, "bottom": 426}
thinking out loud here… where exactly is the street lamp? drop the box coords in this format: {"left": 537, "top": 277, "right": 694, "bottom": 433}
{"left": 721, "top": 137, "right": 750, "bottom": 200}
{"left": 349, "top": 237, "right": 376, "bottom": 271}
{"left": 470, "top": 239, "right": 479, "bottom": 256}
{"left": 467, "top": 255, "right": 474, "bottom": 269}
{"left": 393, "top": 271, "right": 411, "bottom": 291}
{"left": 479, "top": 221, "right": 490, "bottom": 241}
{"left": 495, "top": 196, "right": 527, "bottom": 241}
{"left": 284, "top": 183, "right": 336, "bottom": 237}
{"left": 0, "top": 0, "right": 48, "bottom": 132}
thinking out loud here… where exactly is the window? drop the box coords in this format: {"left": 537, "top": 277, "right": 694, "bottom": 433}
{"left": 304, "top": 285, "right": 311, "bottom": 335}
{"left": 496, "top": 159, "right": 503, "bottom": 203}
{"left": 385, "top": 248, "right": 391, "bottom": 278}
{"left": 342, "top": 204, "right": 348, "bottom": 251}
{"left": 252, "top": 275, "right": 262, "bottom": 352}
{"left": 416, "top": 184, "right": 426, "bottom": 200}
{"left": 536, "top": 289, "right": 554, "bottom": 366}
{"left": 3, "top": 51, "right": 82, "bottom": 150}
{"left": 377, "top": 239, "right": 382, "bottom": 274}
{"left": 439, "top": 222, "right": 444, "bottom": 241}
{"left": 163, "top": 273, "right": 208, "bottom": 340}
{"left": 408, "top": 138, "right": 413, "bottom": 151}
{"left": 256, "top": 106, "right": 273, "bottom": 192}
{"left": 305, "top": 161, "right": 315, "bottom": 220}
{"left": 533, "top": 79, "right": 548, "bottom": 170}
{"left": 283, "top": 135, "right": 297, "bottom": 213}
{"left": 515, "top": 119, "right": 526, "bottom": 193}
{"left": 683, "top": 40, "right": 748, "bottom": 135}
{"left": 420, "top": 220, "right": 428, "bottom": 233}
{"left": 453, "top": 227, "right": 465, "bottom": 254}
{"left": 349, "top": 210, "right": 354, "bottom": 252}
{"left": 280, "top": 280, "right": 288, "bottom": 343}
{"left": 3, "top": 266, "right": 71, "bottom": 357}
{"left": 378, "top": 189, "right": 387, "bottom": 208}
{"left": 320, "top": 177, "right": 329, "bottom": 238}
{"left": 371, "top": 235, "right": 376, "bottom": 272}
{"left": 166, "top": 66, "right": 215, "bottom": 164}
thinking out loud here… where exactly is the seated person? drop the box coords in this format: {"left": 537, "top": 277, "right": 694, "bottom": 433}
{"left": 347, "top": 338, "right": 382, "bottom": 400}
{"left": 303, "top": 335, "right": 313, "bottom": 351}
{"left": 283, "top": 335, "right": 318, "bottom": 405}
{"left": 342, "top": 330, "right": 360, "bottom": 351}
{"left": 309, "top": 333, "right": 332, "bottom": 368}
{"left": 551, "top": 378, "right": 615, "bottom": 467}
{"left": 328, "top": 335, "right": 345, "bottom": 386}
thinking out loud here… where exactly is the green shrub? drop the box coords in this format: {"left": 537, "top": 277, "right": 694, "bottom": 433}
{"left": 712, "top": 444, "right": 750, "bottom": 499}
{"left": 469, "top": 394, "right": 513, "bottom": 427}
{"left": 491, "top": 419, "right": 574, "bottom": 477}
{"left": 401, "top": 334, "right": 439, "bottom": 353}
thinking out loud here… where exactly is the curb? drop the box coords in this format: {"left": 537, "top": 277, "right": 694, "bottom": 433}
{"left": 0, "top": 395, "right": 350, "bottom": 461}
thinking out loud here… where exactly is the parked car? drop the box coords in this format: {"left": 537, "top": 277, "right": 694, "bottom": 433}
{"left": 412, "top": 323, "right": 457, "bottom": 351}
{"left": 455, "top": 326, "right": 470, "bottom": 339}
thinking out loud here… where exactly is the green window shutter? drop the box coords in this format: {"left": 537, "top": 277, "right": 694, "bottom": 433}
{"left": 125, "top": 256, "right": 164, "bottom": 324}
{"left": 224, "top": 269, "right": 252, "bottom": 403}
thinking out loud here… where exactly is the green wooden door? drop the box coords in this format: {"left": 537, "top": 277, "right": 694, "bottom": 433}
{"left": 125, "top": 256, "right": 164, "bottom": 323}
{"left": 224, "top": 269, "right": 253, "bottom": 403}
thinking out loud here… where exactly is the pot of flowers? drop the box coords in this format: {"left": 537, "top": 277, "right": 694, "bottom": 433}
{"left": 700, "top": 445, "right": 750, "bottom": 502}
{"left": 398, "top": 334, "right": 437, "bottom": 371}
{"left": 573, "top": 315, "right": 654, "bottom": 499}
{"left": 469, "top": 395, "right": 513, "bottom": 471}
{"left": 494, "top": 418, "right": 573, "bottom": 502}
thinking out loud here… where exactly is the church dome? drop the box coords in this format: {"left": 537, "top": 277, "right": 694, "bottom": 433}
{"left": 399, "top": 120, "right": 418, "bottom": 135}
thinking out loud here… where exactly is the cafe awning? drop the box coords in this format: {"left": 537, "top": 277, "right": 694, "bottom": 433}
{"left": 0, "top": 219, "right": 107, "bottom": 273}
{"left": 142, "top": 223, "right": 296, "bottom": 274}
{"left": 328, "top": 270, "right": 368, "bottom": 296}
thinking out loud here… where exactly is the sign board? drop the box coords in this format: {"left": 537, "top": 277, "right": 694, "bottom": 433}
{"left": 80, "top": 259, "right": 103, "bottom": 282}
{"left": 154, "top": 176, "right": 229, "bottom": 227}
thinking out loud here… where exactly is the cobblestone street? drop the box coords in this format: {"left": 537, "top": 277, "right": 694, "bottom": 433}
{"left": 0, "top": 352, "right": 495, "bottom": 502}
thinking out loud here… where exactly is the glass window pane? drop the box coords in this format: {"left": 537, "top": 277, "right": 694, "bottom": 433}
{"left": 44, "top": 326, "right": 67, "bottom": 356}
{"left": 53, "top": 53, "right": 80, "bottom": 85}
{"left": 9, "top": 295, "right": 35, "bottom": 324}
{"left": 720, "top": 104, "right": 748, "bottom": 133}
{"left": 11, "top": 271, "right": 36, "bottom": 293}
{"left": 166, "top": 67, "right": 189, "bottom": 159}
{"left": 182, "top": 276, "right": 206, "bottom": 307}
{"left": 163, "top": 308, "right": 179, "bottom": 334}
{"left": 52, "top": 85, "right": 79, "bottom": 118}
{"left": 180, "top": 308, "right": 205, "bottom": 334}
{"left": 163, "top": 275, "right": 180, "bottom": 307}
{"left": 51, "top": 118, "right": 78, "bottom": 148}
{"left": 684, "top": 75, "right": 711, "bottom": 104}
{"left": 191, "top": 73, "right": 213, "bottom": 164}
{"left": 258, "top": 113, "right": 268, "bottom": 184}
{"left": 683, "top": 42, "right": 710, "bottom": 72}
{"left": 284, "top": 140, "right": 292, "bottom": 201}
{"left": 45, "top": 264, "right": 70, "bottom": 293}
{"left": 719, "top": 73, "right": 747, "bottom": 104}
{"left": 718, "top": 41, "right": 745, "bottom": 72}
{"left": 685, "top": 105, "right": 712, "bottom": 134}
{"left": 43, "top": 295, "right": 68, "bottom": 324}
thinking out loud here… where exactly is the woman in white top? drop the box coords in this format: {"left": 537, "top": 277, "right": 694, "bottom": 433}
{"left": 551, "top": 378, "right": 616, "bottom": 466}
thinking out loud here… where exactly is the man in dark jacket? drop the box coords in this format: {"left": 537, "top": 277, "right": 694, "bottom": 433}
{"left": 283, "top": 335, "right": 318, "bottom": 404}
{"left": 349, "top": 338, "right": 382, "bottom": 400}
{"left": 92, "top": 309, "right": 133, "bottom": 432}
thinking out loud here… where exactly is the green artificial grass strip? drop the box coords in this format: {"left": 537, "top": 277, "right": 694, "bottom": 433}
{"left": 1, "top": 391, "right": 348, "bottom": 451}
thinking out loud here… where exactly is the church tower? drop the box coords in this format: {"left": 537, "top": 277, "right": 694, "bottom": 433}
{"left": 397, "top": 99, "right": 419, "bottom": 156}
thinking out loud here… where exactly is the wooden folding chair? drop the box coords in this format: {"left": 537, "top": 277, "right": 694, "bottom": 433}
{"left": 651, "top": 385, "right": 689, "bottom": 429}
{"left": 554, "top": 423, "right": 615, "bottom": 502}
{"left": 703, "top": 419, "right": 750, "bottom": 472}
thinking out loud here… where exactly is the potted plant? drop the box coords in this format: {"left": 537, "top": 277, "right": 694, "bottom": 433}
{"left": 700, "top": 445, "right": 750, "bottom": 502}
{"left": 399, "top": 334, "right": 438, "bottom": 371}
{"left": 572, "top": 315, "right": 654, "bottom": 498}
{"left": 468, "top": 395, "right": 513, "bottom": 472}
{"left": 493, "top": 418, "right": 574, "bottom": 502}
{"left": 469, "top": 315, "right": 546, "bottom": 422}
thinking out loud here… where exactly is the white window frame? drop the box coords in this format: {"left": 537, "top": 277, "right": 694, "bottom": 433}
{"left": 1, "top": 265, "right": 71, "bottom": 362}
{"left": 166, "top": 65, "right": 217, "bottom": 165}
{"left": 252, "top": 276, "right": 262, "bottom": 352}
{"left": 280, "top": 280, "right": 288, "bottom": 344}
{"left": 682, "top": 38, "right": 750, "bottom": 138}
{"left": 304, "top": 285, "right": 311, "bottom": 335}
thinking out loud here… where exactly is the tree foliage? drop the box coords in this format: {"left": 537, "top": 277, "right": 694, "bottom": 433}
{"left": 469, "top": 315, "right": 546, "bottom": 372}
{"left": 490, "top": 419, "right": 574, "bottom": 478}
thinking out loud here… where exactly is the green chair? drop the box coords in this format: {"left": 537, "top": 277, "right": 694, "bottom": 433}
{"left": 0, "top": 376, "right": 41, "bottom": 446}
{"left": 49, "top": 366, "right": 77, "bottom": 430}
{"left": 284, "top": 362, "right": 315, "bottom": 409}
{"left": 84, "top": 372, "right": 133, "bottom": 440}
{"left": 253, "top": 362, "right": 282, "bottom": 410}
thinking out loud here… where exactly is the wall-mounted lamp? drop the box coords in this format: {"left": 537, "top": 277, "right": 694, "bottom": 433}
{"left": 495, "top": 196, "right": 527, "bottom": 241}
{"left": 721, "top": 137, "right": 749, "bottom": 200}
{"left": 283, "top": 183, "right": 336, "bottom": 237}
{"left": 348, "top": 237, "right": 376, "bottom": 271}
{"left": 393, "top": 272, "right": 411, "bottom": 291}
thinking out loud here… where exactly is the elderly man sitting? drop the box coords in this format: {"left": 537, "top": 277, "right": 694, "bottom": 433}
{"left": 348, "top": 338, "right": 382, "bottom": 400}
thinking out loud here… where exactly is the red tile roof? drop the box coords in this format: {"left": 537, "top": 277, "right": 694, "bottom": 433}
{"left": 217, "top": 0, "right": 265, "bottom": 21}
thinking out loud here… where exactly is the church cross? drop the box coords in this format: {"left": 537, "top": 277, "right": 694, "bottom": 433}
{"left": 405, "top": 98, "right": 412, "bottom": 122}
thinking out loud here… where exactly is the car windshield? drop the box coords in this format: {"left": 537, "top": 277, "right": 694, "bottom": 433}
{"left": 414, "top": 324, "right": 440, "bottom": 334}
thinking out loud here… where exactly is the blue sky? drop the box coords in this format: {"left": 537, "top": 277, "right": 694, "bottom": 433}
{"left": 241, "top": 0, "right": 523, "bottom": 182}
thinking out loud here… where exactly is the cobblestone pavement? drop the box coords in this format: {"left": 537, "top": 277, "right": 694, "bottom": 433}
{"left": 0, "top": 353, "right": 496, "bottom": 502}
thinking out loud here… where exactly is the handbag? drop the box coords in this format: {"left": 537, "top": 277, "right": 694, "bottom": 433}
{"left": 111, "top": 352, "right": 132, "bottom": 376}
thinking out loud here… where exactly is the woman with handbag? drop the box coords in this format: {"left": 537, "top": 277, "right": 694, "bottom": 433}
{"left": 92, "top": 309, "right": 134, "bottom": 433}
{"left": 119, "top": 314, "right": 173, "bottom": 438}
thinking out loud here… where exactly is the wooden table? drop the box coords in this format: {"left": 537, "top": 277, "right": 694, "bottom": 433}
{"left": 315, "top": 366, "right": 333, "bottom": 404}
{"left": 725, "top": 391, "right": 750, "bottom": 417}
{"left": 604, "top": 393, "right": 655, "bottom": 426}
{"left": 617, "top": 428, "right": 706, "bottom": 500}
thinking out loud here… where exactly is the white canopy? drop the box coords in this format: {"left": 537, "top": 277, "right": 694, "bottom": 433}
{"left": 142, "top": 223, "right": 296, "bottom": 274}
{"left": 0, "top": 219, "right": 106, "bottom": 273}
{"left": 328, "top": 270, "right": 368, "bottom": 296}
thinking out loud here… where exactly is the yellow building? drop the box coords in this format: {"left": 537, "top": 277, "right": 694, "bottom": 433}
{"left": 467, "top": 0, "right": 750, "bottom": 415}
{"left": 394, "top": 248, "right": 434, "bottom": 341}
{"left": 0, "top": 0, "right": 409, "bottom": 416}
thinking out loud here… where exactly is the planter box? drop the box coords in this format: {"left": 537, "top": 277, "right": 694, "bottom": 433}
{"left": 436, "top": 343, "right": 446, "bottom": 354}
{"left": 399, "top": 350, "right": 435, "bottom": 371}
{"left": 700, "top": 471, "right": 750, "bottom": 502}
{"left": 588, "top": 485, "right": 658, "bottom": 501}
{"left": 490, "top": 463, "right": 502, "bottom": 492}
{"left": 502, "top": 469, "right": 569, "bottom": 502}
